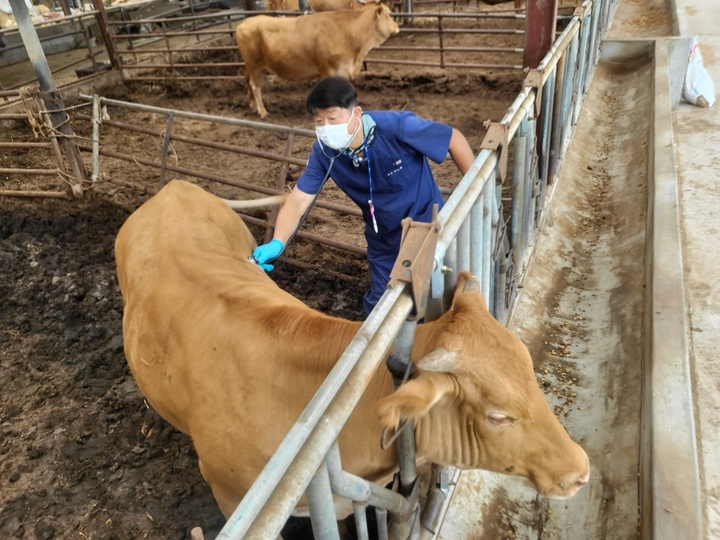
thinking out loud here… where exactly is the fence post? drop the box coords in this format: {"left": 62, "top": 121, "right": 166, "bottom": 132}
{"left": 9, "top": 0, "right": 89, "bottom": 191}
{"left": 91, "top": 0, "right": 121, "bottom": 69}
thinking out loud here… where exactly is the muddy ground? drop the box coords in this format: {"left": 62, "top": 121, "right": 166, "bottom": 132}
{"left": 0, "top": 10, "right": 524, "bottom": 538}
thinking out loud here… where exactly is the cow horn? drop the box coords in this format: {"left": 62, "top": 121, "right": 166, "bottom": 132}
{"left": 416, "top": 347, "right": 456, "bottom": 372}
{"left": 462, "top": 275, "right": 480, "bottom": 292}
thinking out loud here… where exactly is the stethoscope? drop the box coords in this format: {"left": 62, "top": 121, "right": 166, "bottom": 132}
{"left": 317, "top": 116, "right": 379, "bottom": 234}
{"left": 282, "top": 116, "right": 378, "bottom": 255}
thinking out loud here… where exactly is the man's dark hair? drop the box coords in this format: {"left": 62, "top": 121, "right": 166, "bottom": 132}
{"left": 306, "top": 77, "right": 358, "bottom": 114}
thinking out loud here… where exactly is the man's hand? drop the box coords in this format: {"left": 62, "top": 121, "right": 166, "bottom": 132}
{"left": 252, "top": 239, "right": 284, "bottom": 271}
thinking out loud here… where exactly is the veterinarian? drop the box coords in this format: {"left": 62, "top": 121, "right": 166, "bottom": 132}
{"left": 252, "top": 76, "right": 475, "bottom": 314}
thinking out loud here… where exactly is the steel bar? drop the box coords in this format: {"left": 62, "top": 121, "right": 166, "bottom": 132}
{"left": 305, "top": 463, "right": 340, "bottom": 540}
{"left": 76, "top": 122, "right": 305, "bottom": 171}
{"left": 123, "top": 75, "right": 244, "bottom": 81}
{"left": 547, "top": 45, "right": 566, "bottom": 185}
{"left": 159, "top": 112, "right": 175, "bottom": 184}
{"left": 325, "top": 443, "right": 409, "bottom": 514}
{"left": 457, "top": 213, "right": 470, "bottom": 274}
{"left": 537, "top": 69, "right": 556, "bottom": 197}
{"left": 521, "top": 117, "right": 534, "bottom": 249}
{"left": 75, "top": 144, "right": 328, "bottom": 208}
{"left": 40, "top": 105, "right": 68, "bottom": 177}
{"left": 78, "top": 94, "right": 316, "bottom": 138}
{"left": 564, "top": 31, "right": 580, "bottom": 137}
{"left": 0, "top": 189, "right": 69, "bottom": 198}
{"left": 119, "top": 62, "right": 244, "bottom": 69}
{"left": 107, "top": 9, "right": 249, "bottom": 25}
{"left": 77, "top": 17, "right": 99, "bottom": 71}
{"left": 575, "top": 8, "right": 592, "bottom": 97}
{"left": 470, "top": 194, "right": 482, "bottom": 278}
{"left": 112, "top": 28, "right": 236, "bottom": 37}
{"left": 240, "top": 213, "right": 366, "bottom": 256}
{"left": 8, "top": 0, "right": 57, "bottom": 90}
{"left": 510, "top": 118, "right": 528, "bottom": 275}
{"left": 91, "top": 94, "right": 101, "bottom": 182}
{"left": 482, "top": 181, "right": 492, "bottom": 300}
{"left": 390, "top": 321, "right": 418, "bottom": 494}
{"left": 0, "top": 25, "right": 88, "bottom": 56}
{"left": 115, "top": 26, "right": 233, "bottom": 53}
{"left": 0, "top": 168, "right": 59, "bottom": 175}
{"left": 114, "top": 46, "right": 238, "bottom": 54}
{"left": 487, "top": 189, "right": 496, "bottom": 314}
{"left": 365, "top": 58, "right": 523, "bottom": 69}
{"left": 0, "top": 142, "right": 52, "bottom": 148}
{"left": 376, "top": 508, "right": 389, "bottom": 540}
{"left": 393, "top": 11, "right": 524, "bottom": 20}
{"left": 379, "top": 45, "right": 523, "bottom": 53}
{"left": 438, "top": 15, "right": 445, "bottom": 68}
{"left": 353, "top": 502, "right": 370, "bottom": 540}
{"left": 396, "top": 27, "right": 524, "bottom": 35}
{"left": 92, "top": 0, "right": 120, "bottom": 68}
{"left": 525, "top": 116, "right": 538, "bottom": 238}
{"left": 277, "top": 255, "right": 366, "bottom": 281}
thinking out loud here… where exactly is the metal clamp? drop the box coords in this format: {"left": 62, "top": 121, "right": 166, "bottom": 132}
{"left": 388, "top": 206, "right": 441, "bottom": 321}
{"left": 390, "top": 474, "right": 423, "bottom": 525}
{"left": 524, "top": 68, "right": 544, "bottom": 117}
{"left": 480, "top": 121, "right": 509, "bottom": 182}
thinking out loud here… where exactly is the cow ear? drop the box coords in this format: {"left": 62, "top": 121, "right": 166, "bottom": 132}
{"left": 452, "top": 272, "right": 485, "bottom": 310}
{"left": 376, "top": 373, "right": 456, "bottom": 430}
{"left": 375, "top": 4, "right": 383, "bottom": 15}
{"left": 416, "top": 347, "right": 456, "bottom": 372}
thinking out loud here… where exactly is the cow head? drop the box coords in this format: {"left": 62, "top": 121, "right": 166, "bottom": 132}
{"left": 369, "top": 4, "right": 399, "bottom": 39}
{"left": 376, "top": 273, "right": 590, "bottom": 499}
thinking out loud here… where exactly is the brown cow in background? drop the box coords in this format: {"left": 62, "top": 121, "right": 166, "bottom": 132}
{"left": 265, "top": 0, "right": 377, "bottom": 11}
{"left": 235, "top": 4, "right": 399, "bottom": 117}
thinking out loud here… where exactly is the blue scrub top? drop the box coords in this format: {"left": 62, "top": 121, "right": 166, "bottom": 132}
{"left": 297, "top": 111, "right": 452, "bottom": 237}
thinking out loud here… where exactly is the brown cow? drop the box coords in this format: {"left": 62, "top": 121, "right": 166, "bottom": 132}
{"left": 115, "top": 180, "right": 590, "bottom": 522}
{"left": 235, "top": 4, "right": 399, "bottom": 118}
{"left": 264, "top": 0, "right": 300, "bottom": 12}
{"left": 308, "top": 0, "right": 376, "bottom": 11}
{"left": 265, "top": 0, "right": 372, "bottom": 12}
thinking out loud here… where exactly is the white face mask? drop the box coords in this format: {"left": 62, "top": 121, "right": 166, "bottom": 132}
{"left": 315, "top": 111, "right": 359, "bottom": 150}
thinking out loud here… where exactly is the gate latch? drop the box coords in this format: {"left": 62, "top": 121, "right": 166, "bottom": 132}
{"left": 388, "top": 206, "right": 440, "bottom": 321}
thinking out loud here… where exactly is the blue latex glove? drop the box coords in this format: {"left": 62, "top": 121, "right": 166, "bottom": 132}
{"left": 252, "top": 239, "right": 284, "bottom": 271}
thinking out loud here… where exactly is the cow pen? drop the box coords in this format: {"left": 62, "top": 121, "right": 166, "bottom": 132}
{"left": 0, "top": 0, "right": 704, "bottom": 538}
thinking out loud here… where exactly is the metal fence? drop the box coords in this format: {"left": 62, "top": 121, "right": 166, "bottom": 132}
{"left": 0, "top": 0, "right": 617, "bottom": 536}
{"left": 108, "top": 8, "right": 532, "bottom": 81}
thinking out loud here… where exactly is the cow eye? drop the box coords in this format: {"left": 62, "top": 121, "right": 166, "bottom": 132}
{"left": 487, "top": 413, "right": 514, "bottom": 426}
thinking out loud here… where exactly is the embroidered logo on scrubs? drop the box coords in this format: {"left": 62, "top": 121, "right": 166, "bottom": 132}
{"left": 387, "top": 159, "right": 403, "bottom": 176}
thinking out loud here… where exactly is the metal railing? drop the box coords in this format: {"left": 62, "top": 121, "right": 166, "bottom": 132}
{"left": 106, "top": 8, "right": 530, "bottom": 82}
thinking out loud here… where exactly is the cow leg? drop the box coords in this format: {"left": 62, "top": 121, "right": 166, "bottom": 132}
{"left": 246, "top": 68, "right": 269, "bottom": 118}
